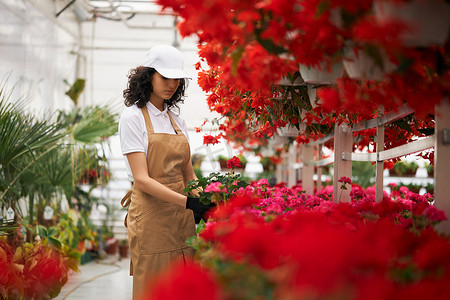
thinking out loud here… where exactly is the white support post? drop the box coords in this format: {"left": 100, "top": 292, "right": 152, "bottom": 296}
{"left": 287, "top": 143, "right": 297, "bottom": 187}
{"left": 297, "top": 144, "right": 304, "bottom": 186}
{"left": 435, "top": 99, "right": 450, "bottom": 235}
{"left": 303, "top": 144, "right": 315, "bottom": 194}
{"left": 375, "top": 106, "right": 385, "bottom": 201}
{"left": 333, "top": 124, "right": 353, "bottom": 203}
{"left": 276, "top": 157, "right": 284, "bottom": 185}
{"left": 317, "top": 144, "right": 323, "bottom": 192}
{"left": 296, "top": 144, "right": 302, "bottom": 186}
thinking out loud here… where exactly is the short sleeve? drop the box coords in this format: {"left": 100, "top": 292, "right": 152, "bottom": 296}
{"left": 119, "top": 108, "right": 146, "bottom": 155}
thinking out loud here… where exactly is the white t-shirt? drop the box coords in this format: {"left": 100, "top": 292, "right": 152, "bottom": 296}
{"left": 119, "top": 101, "right": 190, "bottom": 181}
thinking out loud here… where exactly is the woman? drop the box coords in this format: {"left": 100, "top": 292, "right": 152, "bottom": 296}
{"left": 119, "top": 45, "right": 213, "bottom": 299}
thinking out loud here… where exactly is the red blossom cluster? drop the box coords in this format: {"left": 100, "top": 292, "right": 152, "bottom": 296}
{"left": 226, "top": 156, "right": 241, "bottom": 169}
{"left": 146, "top": 181, "right": 449, "bottom": 300}
{"left": 203, "top": 134, "right": 221, "bottom": 146}
{"left": 156, "top": 0, "right": 449, "bottom": 161}
{"left": 0, "top": 240, "right": 77, "bottom": 299}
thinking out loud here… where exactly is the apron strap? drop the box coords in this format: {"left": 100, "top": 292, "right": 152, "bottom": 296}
{"left": 141, "top": 106, "right": 182, "bottom": 135}
{"left": 167, "top": 112, "right": 183, "bottom": 134}
{"left": 141, "top": 107, "right": 155, "bottom": 134}
{"left": 121, "top": 187, "right": 133, "bottom": 228}
{"left": 121, "top": 189, "right": 132, "bottom": 208}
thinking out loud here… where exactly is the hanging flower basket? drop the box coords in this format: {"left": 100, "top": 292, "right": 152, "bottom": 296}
{"left": 374, "top": 0, "right": 450, "bottom": 47}
{"left": 343, "top": 47, "right": 396, "bottom": 81}
{"left": 299, "top": 61, "right": 344, "bottom": 84}
{"left": 278, "top": 124, "right": 300, "bottom": 137}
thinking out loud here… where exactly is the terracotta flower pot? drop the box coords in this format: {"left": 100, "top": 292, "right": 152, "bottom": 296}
{"left": 219, "top": 159, "right": 228, "bottom": 169}
{"left": 119, "top": 245, "right": 129, "bottom": 258}
{"left": 105, "top": 238, "right": 118, "bottom": 255}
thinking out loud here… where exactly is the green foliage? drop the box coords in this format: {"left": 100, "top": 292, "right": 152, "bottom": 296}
{"left": 424, "top": 162, "right": 434, "bottom": 177}
{"left": 425, "top": 183, "right": 434, "bottom": 194}
{"left": 194, "top": 167, "right": 203, "bottom": 179}
{"left": 217, "top": 155, "right": 229, "bottom": 162}
{"left": 184, "top": 171, "right": 249, "bottom": 205}
{"left": 256, "top": 171, "right": 275, "bottom": 182}
{"left": 352, "top": 161, "right": 376, "bottom": 188}
{"left": 398, "top": 182, "right": 423, "bottom": 193}
{"left": 58, "top": 105, "right": 118, "bottom": 144}
{"left": 217, "top": 155, "right": 248, "bottom": 166}
{"left": 391, "top": 160, "right": 419, "bottom": 177}
{"left": 188, "top": 230, "right": 276, "bottom": 300}
{"left": 31, "top": 209, "right": 96, "bottom": 257}
{"left": 64, "top": 78, "right": 86, "bottom": 105}
{"left": 0, "top": 83, "right": 66, "bottom": 214}
{"left": 0, "top": 78, "right": 117, "bottom": 245}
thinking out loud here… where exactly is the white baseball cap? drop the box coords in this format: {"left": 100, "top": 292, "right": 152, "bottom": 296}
{"left": 142, "top": 45, "right": 192, "bottom": 79}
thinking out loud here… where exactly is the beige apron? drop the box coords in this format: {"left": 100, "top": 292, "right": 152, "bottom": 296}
{"left": 122, "top": 107, "right": 195, "bottom": 299}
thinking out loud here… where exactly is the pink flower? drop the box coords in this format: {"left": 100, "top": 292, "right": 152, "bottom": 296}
{"left": 205, "top": 182, "right": 227, "bottom": 193}
{"left": 399, "top": 186, "right": 409, "bottom": 195}
{"left": 257, "top": 179, "right": 269, "bottom": 186}
{"left": 423, "top": 205, "right": 447, "bottom": 223}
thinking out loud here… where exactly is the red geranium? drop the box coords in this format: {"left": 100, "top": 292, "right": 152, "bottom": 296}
{"left": 226, "top": 156, "right": 241, "bottom": 169}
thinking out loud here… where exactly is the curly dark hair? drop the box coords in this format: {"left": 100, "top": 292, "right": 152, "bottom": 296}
{"left": 123, "top": 66, "right": 187, "bottom": 109}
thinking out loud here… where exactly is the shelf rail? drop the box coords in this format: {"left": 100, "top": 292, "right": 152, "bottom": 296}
{"left": 276, "top": 96, "right": 450, "bottom": 233}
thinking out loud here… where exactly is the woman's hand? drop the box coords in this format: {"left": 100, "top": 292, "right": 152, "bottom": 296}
{"left": 186, "top": 196, "right": 215, "bottom": 223}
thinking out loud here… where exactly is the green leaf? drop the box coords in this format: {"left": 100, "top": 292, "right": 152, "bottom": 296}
{"left": 65, "top": 78, "right": 86, "bottom": 105}
{"left": 48, "top": 236, "right": 62, "bottom": 250}
{"left": 393, "top": 119, "right": 413, "bottom": 133}
{"left": 396, "top": 57, "right": 414, "bottom": 74}
{"left": 37, "top": 225, "right": 48, "bottom": 238}
{"left": 417, "top": 128, "right": 434, "bottom": 136}
{"left": 196, "top": 219, "right": 206, "bottom": 234}
{"left": 70, "top": 106, "right": 118, "bottom": 144}
{"left": 48, "top": 226, "right": 60, "bottom": 238}
{"left": 316, "top": 1, "right": 331, "bottom": 18}
{"left": 231, "top": 47, "right": 245, "bottom": 76}
{"left": 255, "top": 37, "right": 287, "bottom": 55}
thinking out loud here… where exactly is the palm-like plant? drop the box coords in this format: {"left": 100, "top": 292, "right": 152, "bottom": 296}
{"left": 0, "top": 85, "right": 66, "bottom": 212}
{"left": 1, "top": 78, "right": 119, "bottom": 245}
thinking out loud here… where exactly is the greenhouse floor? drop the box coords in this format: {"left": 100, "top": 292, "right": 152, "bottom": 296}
{"left": 55, "top": 254, "right": 132, "bottom": 300}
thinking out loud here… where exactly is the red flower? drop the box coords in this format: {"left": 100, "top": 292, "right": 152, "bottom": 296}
{"left": 227, "top": 156, "right": 241, "bottom": 169}
{"left": 338, "top": 176, "right": 352, "bottom": 185}
{"left": 203, "top": 134, "right": 220, "bottom": 145}
{"left": 144, "top": 260, "right": 222, "bottom": 300}
{"left": 295, "top": 134, "right": 309, "bottom": 144}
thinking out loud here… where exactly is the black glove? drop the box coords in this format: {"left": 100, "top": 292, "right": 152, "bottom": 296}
{"left": 186, "top": 196, "right": 215, "bottom": 224}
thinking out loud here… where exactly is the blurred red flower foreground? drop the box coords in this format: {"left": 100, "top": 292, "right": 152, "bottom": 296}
{"left": 145, "top": 182, "right": 449, "bottom": 300}
{"left": 0, "top": 240, "right": 77, "bottom": 299}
